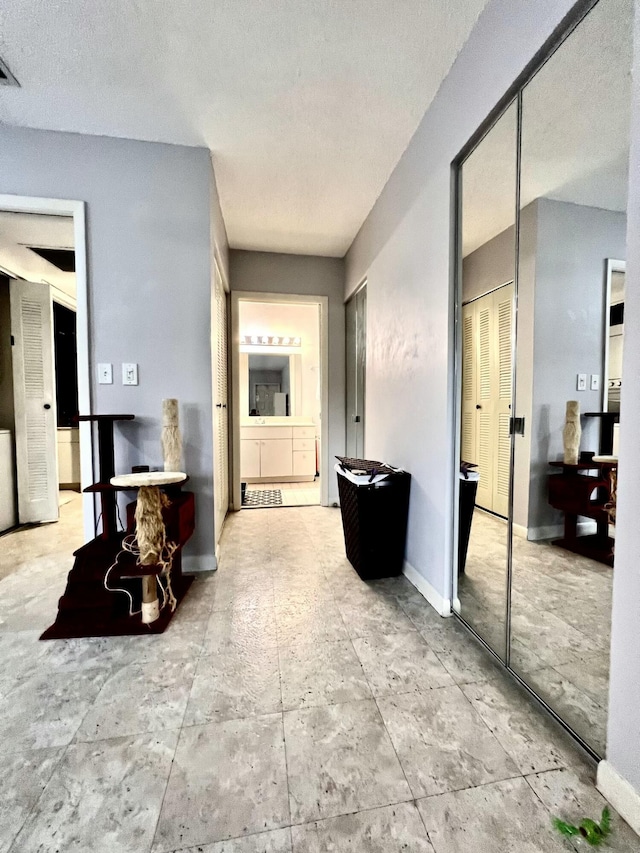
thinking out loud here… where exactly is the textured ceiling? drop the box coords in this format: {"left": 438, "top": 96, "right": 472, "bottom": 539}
{"left": 462, "top": 0, "right": 633, "bottom": 257}
{"left": 0, "top": 212, "right": 76, "bottom": 303}
{"left": 0, "top": 0, "right": 488, "bottom": 257}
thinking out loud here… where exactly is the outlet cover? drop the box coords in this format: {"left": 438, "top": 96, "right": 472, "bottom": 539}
{"left": 97, "top": 363, "right": 113, "bottom": 384}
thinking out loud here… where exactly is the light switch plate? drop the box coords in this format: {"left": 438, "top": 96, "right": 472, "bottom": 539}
{"left": 97, "top": 363, "right": 113, "bottom": 384}
{"left": 591, "top": 374, "right": 600, "bottom": 391}
{"left": 577, "top": 373, "right": 587, "bottom": 391}
{"left": 122, "top": 363, "right": 139, "bottom": 386}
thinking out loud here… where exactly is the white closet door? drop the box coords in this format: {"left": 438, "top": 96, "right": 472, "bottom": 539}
{"left": 463, "top": 282, "right": 514, "bottom": 517}
{"left": 213, "top": 266, "right": 229, "bottom": 543}
{"left": 492, "top": 284, "right": 514, "bottom": 517}
{"left": 10, "top": 280, "right": 59, "bottom": 524}
{"left": 475, "top": 301, "right": 494, "bottom": 510}
{"left": 461, "top": 304, "right": 477, "bottom": 466}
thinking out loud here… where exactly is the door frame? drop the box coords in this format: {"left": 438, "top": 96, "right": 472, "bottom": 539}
{"left": 0, "top": 194, "right": 94, "bottom": 540}
{"left": 344, "top": 277, "right": 367, "bottom": 458}
{"left": 212, "top": 249, "right": 230, "bottom": 561}
{"left": 230, "top": 291, "right": 330, "bottom": 510}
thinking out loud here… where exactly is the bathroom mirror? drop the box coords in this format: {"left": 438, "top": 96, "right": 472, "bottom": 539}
{"left": 453, "top": 0, "right": 632, "bottom": 759}
{"left": 240, "top": 351, "right": 302, "bottom": 417}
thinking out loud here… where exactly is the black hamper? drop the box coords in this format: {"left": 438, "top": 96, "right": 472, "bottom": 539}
{"left": 336, "top": 457, "right": 411, "bottom": 580}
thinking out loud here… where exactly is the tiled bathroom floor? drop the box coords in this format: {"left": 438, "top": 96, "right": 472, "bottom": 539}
{"left": 0, "top": 505, "right": 637, "bottom": 852}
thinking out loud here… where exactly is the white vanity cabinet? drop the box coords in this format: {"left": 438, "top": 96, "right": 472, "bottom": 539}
{"left": 240, "top": 424, "right": 316, "bottom": 481}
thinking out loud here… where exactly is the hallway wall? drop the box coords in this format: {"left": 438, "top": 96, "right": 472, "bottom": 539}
{"left": 345, "top": 0, "right": 640, "bottom": 824}
{"left": 0, "top": 125, "right": 228, "bottom": 570}
{"left": 230, "top": 250, "right": 345, "bottom": 505}
{"left": 345, "top": 0, "right": 593, "bottom": 608}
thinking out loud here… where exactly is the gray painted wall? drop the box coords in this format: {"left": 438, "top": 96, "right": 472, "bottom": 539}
{"left": 345, "top": 0, "right": 583, "bottom": 603}
{"left": 606, "top": 0, "right": 640, "bottom": 794}
{"left": 0, "top": 125, "right": 228, "bottom": 570}
{"left": 344, "top": 0, "right": 640, "bottom": 805}
{"left": 230, "top": 250, "right": 345, "bottom": 505}
{"left": 528, "top": 198, "right": 626, "bottom": 532}
{"left": 462, "top": 225, "right": 515, "bottom": 303}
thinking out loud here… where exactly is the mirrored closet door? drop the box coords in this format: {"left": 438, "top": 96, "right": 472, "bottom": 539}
{"left": 454, "top": 0, "right": 633, "bottom": 759}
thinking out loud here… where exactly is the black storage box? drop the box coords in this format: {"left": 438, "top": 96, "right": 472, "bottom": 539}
{"left": 336, "top": 457, "right": 411, "bottom": 580}
{"left": 458, "top": 470, "right": 479, "bottom": 576}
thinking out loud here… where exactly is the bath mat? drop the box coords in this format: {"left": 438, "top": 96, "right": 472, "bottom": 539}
{"left": 243, "top": 489, "right": 283, "bottom": 508}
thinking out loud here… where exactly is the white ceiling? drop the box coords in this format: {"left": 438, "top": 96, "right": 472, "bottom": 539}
{"left": 0, "top": 211, "right": 76, "bottom": 304}
{"left": 462, "top": 0, "right": 633, "bottom": 257}
{"left": 0, "top": 0, "right": 488, "bottom": 257}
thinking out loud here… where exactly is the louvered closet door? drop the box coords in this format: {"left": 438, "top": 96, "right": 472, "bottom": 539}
{"left": 475, "top": 300, "right": 494, "bottom": 510}
{"left": 492, "top": 283, "right": 514, "bottom": 517}
{"left": 9, "top": 280, "right": 59, "bottom": 524}
{"left": 461, "top": 304, "right": 477, "bottom": 467}
{"left": 464, "top": 282, "right": 514, "bottom": 517}
{"left": 213, "top": 266, "right": 229, "bottom": 543}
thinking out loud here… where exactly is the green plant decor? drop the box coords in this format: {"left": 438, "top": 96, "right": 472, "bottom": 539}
{"left": 553, "top": 806, "right": 611, "bottom": 846}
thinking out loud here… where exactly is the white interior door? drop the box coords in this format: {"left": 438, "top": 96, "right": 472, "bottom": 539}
{"left": 213, "top": 266, "right": 229, "bottom": 543}
{"left": 492, "top": 285, "right": 514, "bottom": 517}
{"left": 10, "top": 280, "right": 59, "bottom": 524}
{"left": 463, "top": 282, "right": 514, "bottom": 516}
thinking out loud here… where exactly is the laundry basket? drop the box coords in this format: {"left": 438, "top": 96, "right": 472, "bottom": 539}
{"left": 335, "top": 457, "right": 411, "bottom": 580}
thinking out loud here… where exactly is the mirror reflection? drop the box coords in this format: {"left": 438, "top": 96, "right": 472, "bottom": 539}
{"left": 509, "top": 0, "right": 632, "bottom": 756}
{"left": 248, "top": 354, "right": 292, "bottom": 416}
{"left": 455, "top": 0, "right": 632, "bottom": 757}
{"left": 457, "top": 100, "right": 518, "bottom": 660}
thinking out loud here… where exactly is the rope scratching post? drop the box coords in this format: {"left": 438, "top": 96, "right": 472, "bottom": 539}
{"left": 162, "top": 398, "right": 183, "bottom": 473}
{"left": 109, "top": 472, "right": 186, "bottom": 625}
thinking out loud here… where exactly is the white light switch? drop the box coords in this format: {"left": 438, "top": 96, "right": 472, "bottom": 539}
{"left": 122, "top": 363, "right": 139, "bottom": 386}
{"left": 97, "top": 363, "right": 113, "bottom": 384}
{"left": 590, "top": 374, "right": 600, "bottom": 391}
{"left": 577, "top": 373, "right": 587, "bottom": 391}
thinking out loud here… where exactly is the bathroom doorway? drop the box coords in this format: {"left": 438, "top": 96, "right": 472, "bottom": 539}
{"left": 230, "top": 293, "right": 329, "bottom": 510}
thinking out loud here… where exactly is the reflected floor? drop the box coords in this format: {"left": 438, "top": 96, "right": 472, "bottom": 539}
{"left": 459, "top": 508, "right": 610, "bottom": 755}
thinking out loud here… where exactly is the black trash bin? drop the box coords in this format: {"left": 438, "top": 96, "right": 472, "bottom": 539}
{"left": 458, "top": 467, "right": 479, "bottom": 576}
{"left": 335, "top": 456, "right": 411, "bottom": 580}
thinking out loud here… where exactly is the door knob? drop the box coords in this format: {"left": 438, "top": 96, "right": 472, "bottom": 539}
{"left": 44, "top": 404, "right": 51, "bottom": 410}
{"left": 475, "top": 404, "right": 482, "bottom": 410}
{"left": 216, "top": 403, "right": 222, "bottom": 408}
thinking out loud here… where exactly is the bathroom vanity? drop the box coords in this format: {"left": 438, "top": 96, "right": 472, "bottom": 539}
{"left": 240, "top": 421, "right": 317, "bottom": 482}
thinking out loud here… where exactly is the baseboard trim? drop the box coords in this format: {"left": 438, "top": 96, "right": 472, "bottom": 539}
{"left": 597, "top": 761, "right": 640, "bottom": 837}
{"left": 403, "top": 560, "right": 452, "bottom": 617}
{"left": 513, "top": 521, "right": 597, "bottom": 541}
{"left": 182, "top": 555, "right": 218, "bottom": 573}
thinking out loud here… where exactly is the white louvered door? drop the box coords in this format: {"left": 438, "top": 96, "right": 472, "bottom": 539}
{"left": 461, "top": 305, "right": 476, "bottom": 467}
{"left": 493, "top": 285, "right": 514, "bottom": 516}
{"left": 9, "top": 280, "right": 59, "bottom": 524}
{"left": 213, "top": 265, "right": 229, "bottom": 545}
{"left": 462, "top": 282, "right": 514, "bottom": 517}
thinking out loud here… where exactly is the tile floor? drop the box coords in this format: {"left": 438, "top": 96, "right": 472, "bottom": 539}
{"left": 0, "top": 502, "right": 637, "bottom": 852}
{"left": 460, "top": 509, "right": 612, "bottom": 754}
